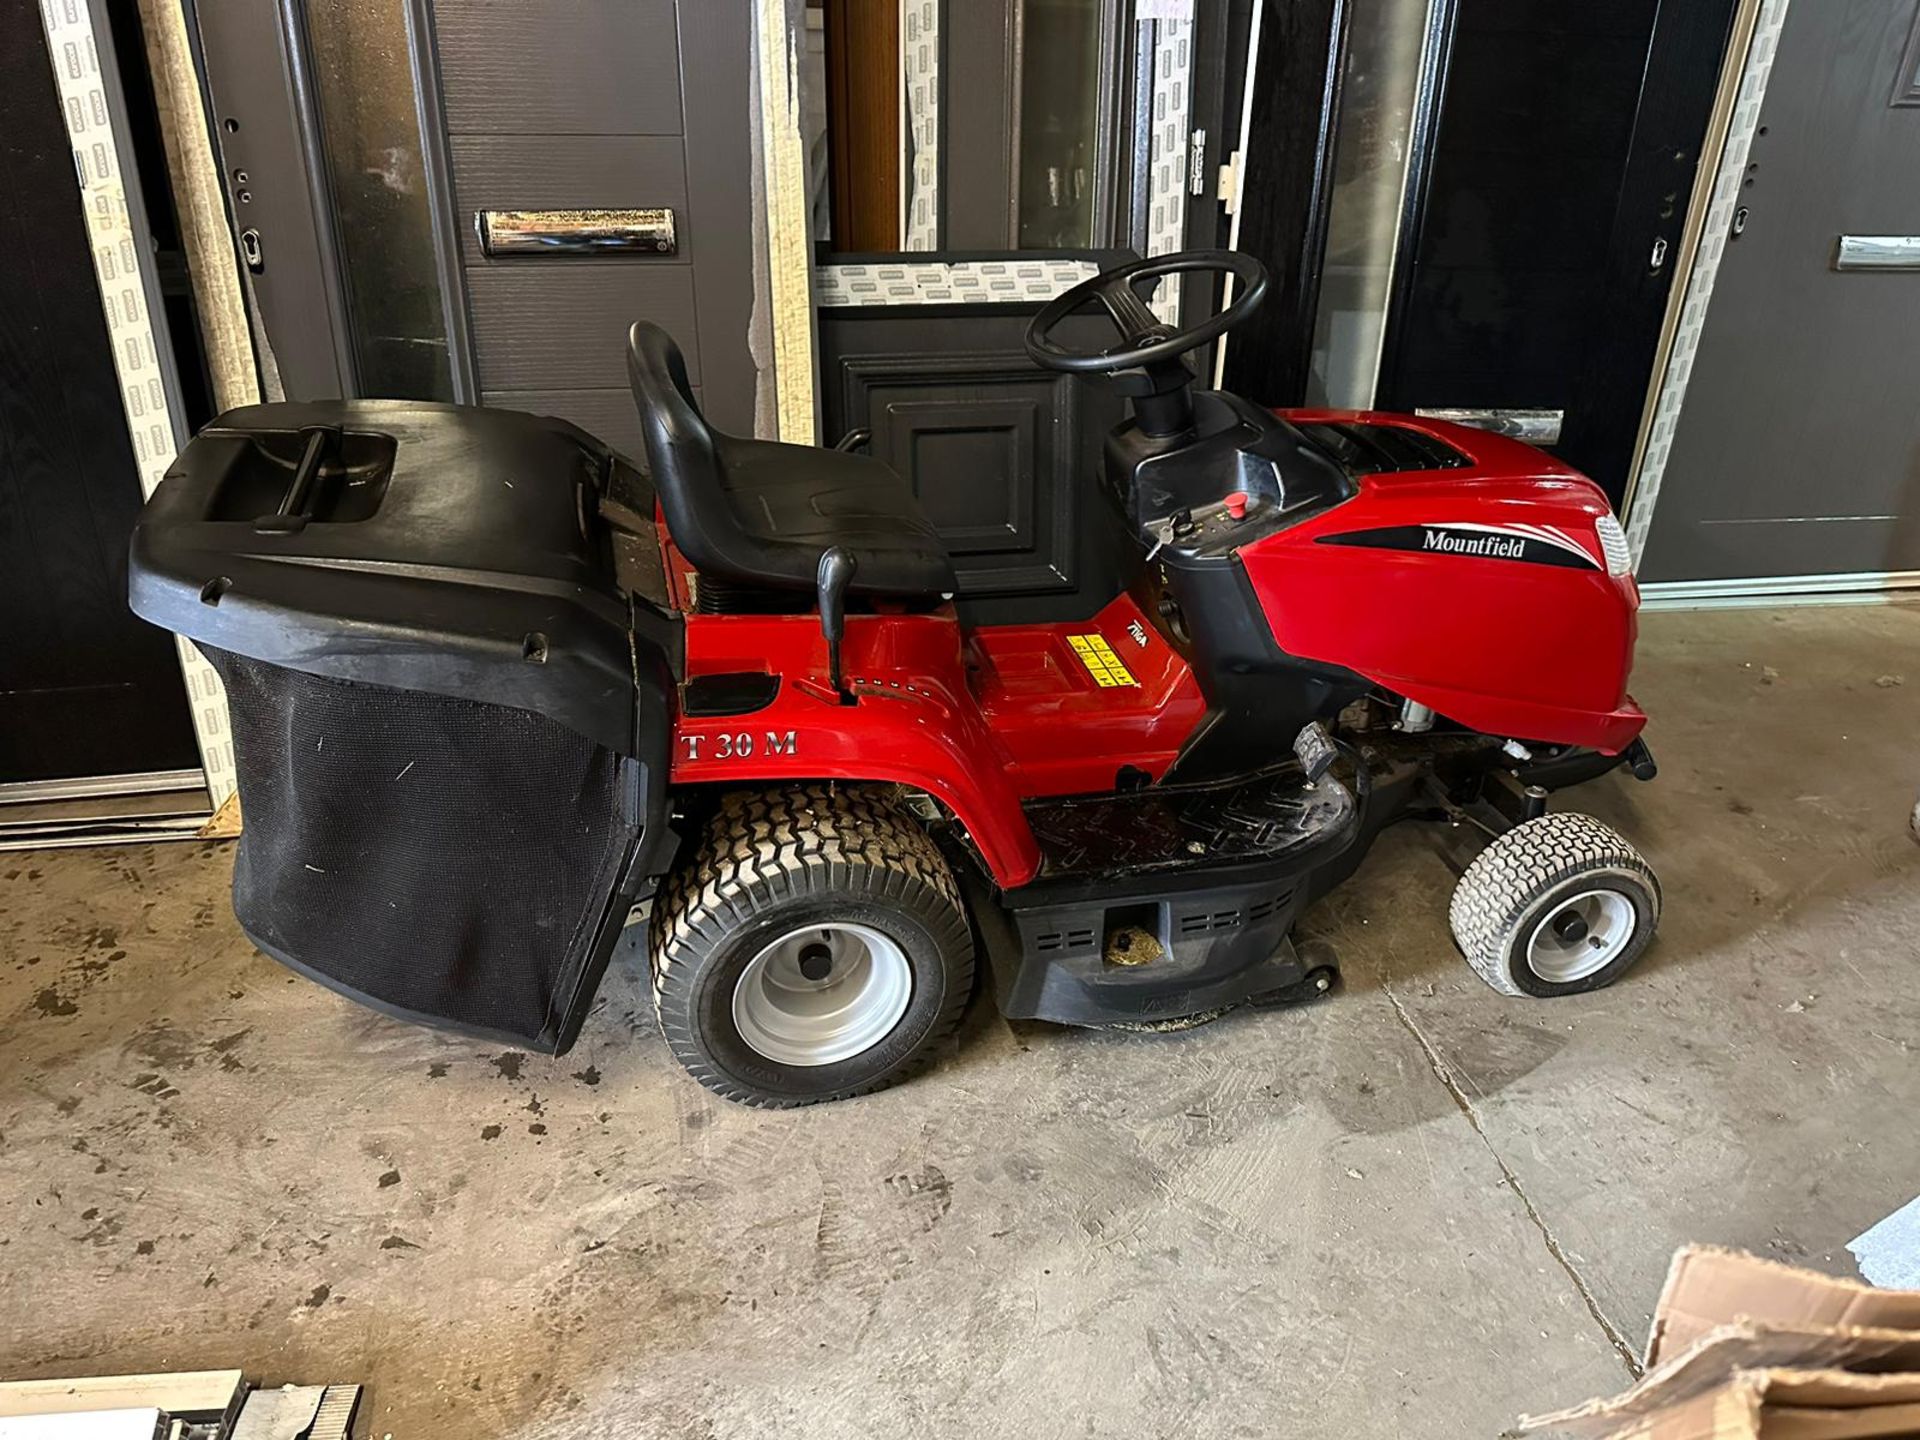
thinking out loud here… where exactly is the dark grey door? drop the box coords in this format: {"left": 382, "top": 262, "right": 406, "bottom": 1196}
{"left": 190, "top": 0, "right": 357, "bottom": 399}
{"left": 190, "top": 0, "right": 758, "bottom": 449}
{"left": 431, "top": 0, "right": 756, "bottom": 446}
{"left": 1639, "top": 0, "right": 1920, "bottom": 583}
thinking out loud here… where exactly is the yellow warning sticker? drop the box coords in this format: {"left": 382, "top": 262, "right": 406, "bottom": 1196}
{"left": 1067, "top": 632, "right": 1139, "bottom": 688}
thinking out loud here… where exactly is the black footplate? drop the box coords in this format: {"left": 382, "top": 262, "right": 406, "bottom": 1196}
{"left": 1023, "top": 765, "right": 1356, "bottom": 891}
{"left": 966, "top": 767, "right": 1359, "bottom": 1027}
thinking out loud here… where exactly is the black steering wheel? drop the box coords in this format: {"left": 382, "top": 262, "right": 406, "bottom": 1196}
{"left": 1024, "top": 249, "right": 1270, "bottom": 376}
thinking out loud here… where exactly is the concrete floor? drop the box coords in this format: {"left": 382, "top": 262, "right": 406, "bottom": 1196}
{"left": 4, "top": 603, "right": 1919, "bottom": 1438}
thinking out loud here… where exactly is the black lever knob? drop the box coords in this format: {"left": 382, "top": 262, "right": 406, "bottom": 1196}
{"left": 816, "top": 546, "right": 858, "bottom": 705}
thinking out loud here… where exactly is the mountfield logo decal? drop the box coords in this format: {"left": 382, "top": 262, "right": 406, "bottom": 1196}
{"left": 1424, "top": 529, "right": 1525, "bottom": 559}
{"left": 1316, "top": 522, "right": 1599, "bottom": 570}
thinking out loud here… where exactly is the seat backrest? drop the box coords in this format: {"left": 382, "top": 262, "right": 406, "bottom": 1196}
{"left": 625, "top": 321, "right": 738, "bottom": 575}
{"left": 626, "top": 320, "right": 956, "bottom": 599}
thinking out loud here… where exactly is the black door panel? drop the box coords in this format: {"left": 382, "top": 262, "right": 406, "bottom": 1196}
{"left": 0, "top": 0, "right": 199, "bottom": 783}
{"left": 1375, "top": 0, "right": 1740, "bottom": 506}
{"left": 819, "top": 306, "right": 1128, "bottom": 623}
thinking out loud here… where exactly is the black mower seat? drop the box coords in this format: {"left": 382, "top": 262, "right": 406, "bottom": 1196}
{"left": 627, "top": 322, "right": 955, "bottom": 598}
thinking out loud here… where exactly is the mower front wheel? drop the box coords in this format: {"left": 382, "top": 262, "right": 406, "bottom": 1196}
{"left": 1448, "top": 812, "right": 1660, "bottom": 998}
{"left": 648, "top": 785, "right": 974, "bottom": 1107}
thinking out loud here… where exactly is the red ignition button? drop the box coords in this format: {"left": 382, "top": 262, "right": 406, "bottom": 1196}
{"left": 1225, "top": 490, "right": 1249, "bottom": 520}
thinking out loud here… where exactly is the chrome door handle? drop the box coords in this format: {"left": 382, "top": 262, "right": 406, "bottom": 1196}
{"left": 475, "top": 208, "right": 678, "bottom": 257}
{"left": 1834, "top": 235, "right": 1920, "bottom": 270}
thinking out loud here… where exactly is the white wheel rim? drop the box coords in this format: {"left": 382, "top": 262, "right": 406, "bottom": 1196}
{"left": 1525, "top": 888, "right": 1636, "bottom": 983}
{"left": 732, "top": 922, "right": 913, "bottom": 1066}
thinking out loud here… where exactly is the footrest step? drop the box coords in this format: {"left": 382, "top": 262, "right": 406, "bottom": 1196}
{"left": 1022, "top": 765, "right": 1356, "bottom": 888}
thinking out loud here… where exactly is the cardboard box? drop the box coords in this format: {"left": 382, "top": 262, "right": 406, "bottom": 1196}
{"left": 1648, "top": 1248, "right": 1920, "bottom": 1368}
{"left": 1603, "top": 1371, "right": 1920, "bottom": 1439}
{"left": 1522, "top": 1248, "right": 1920, "bottom": 1440}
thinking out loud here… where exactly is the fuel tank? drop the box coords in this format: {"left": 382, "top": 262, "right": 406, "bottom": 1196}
{"left": 1239, "top": 412, "right": 1645, "bottom": 753}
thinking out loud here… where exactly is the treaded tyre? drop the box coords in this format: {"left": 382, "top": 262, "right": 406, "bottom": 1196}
{"left": 1448, "top": 812, "right": 1660, "bottom": 999}
{"left": 649, "top": 784, "right": 974, "bottom": 1107}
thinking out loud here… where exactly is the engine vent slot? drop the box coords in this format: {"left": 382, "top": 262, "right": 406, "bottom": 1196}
{"left": 1296, "top": 421, "right": 1471, "bottom": 477}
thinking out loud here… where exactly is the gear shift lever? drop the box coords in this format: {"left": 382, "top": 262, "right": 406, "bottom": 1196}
{"left": 816, "top": 546, "right": 857, "bottom": 705}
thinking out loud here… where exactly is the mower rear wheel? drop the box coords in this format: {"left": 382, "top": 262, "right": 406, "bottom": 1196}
{"left": 648, "top": 785, "right": 974, "bottom": 1107}
{"left": 1448, "top": 812, "right": 1660, "bottom": 998}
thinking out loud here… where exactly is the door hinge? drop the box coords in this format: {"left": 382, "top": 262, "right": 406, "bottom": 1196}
{"left": 1187, "top": 129, "right": 1208, "bottom": 197}
{"left": 1217, "top": 150, "right": 1241, "bottom": 212}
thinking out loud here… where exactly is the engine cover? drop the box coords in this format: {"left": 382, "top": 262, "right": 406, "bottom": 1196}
{"left": 1240, "top": 413, "right": 1645, "bottom": 752}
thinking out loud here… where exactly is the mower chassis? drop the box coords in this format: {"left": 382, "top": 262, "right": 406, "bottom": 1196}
{"left": 959, "top": 727, "right": 1654, "bottom": 1029}
{"left": 960, "top": 762, "right": 1357, "bottom": 1025}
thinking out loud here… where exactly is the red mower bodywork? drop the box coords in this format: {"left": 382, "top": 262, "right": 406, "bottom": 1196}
{"left": 670, "top": 410, "right": 1643, "bottom": 889}
{"left": 1246, "top": 411, "right": 1644, "bottom": 755}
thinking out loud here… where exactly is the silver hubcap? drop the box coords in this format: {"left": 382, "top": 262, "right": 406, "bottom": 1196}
{"left": 731, "top": 922, "right": 913, "bottom": 1066}
{"left": 1525, "top": 888, "right": 1636, "bottom": 983}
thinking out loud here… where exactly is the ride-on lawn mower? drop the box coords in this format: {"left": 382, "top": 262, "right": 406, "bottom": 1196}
{"left": 129, "top": 250, "right": 1661, "bottom": 1107}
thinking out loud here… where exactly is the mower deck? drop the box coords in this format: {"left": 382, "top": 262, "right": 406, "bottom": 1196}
{"left": 968, "top": 763, "right": 1359, "bottom": 1027}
